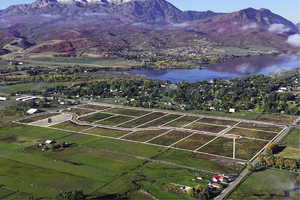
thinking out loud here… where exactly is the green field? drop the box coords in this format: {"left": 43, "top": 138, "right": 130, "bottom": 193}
{"left": 174, "top": 134, "right": 216, "bottom": 150}
{"left": 105, "top": 108, "right": 150, "bottom": 117}
{"left": 79, "top": 112, "right": 113, "bottom": 123}
{"left": 197, "top": 118, "right": 237, "bottom": 126}
{"left": 119, "top": 112, "right": 166, "bottom": 128}
{"left": 278, "top": 146, "right": 300, "bottom": 159}
{"left": 227, "top": 128, "right": 277, "bottom": 140}
{"left": 140, "top": 114, "right": 182, "bottom": 128}
{"left": 164, "top": 116, "right": 199, "bottom": 127}
{"left": 230, "top": 169, "right": 300, "bottom": 200}
{"left": 97, "top": 115, "right": 134, "bottom": 126}
{"left": 237, "top": 122, "right": 283, "bottom": 132}
{"left": 282, "top": 128, "right": 300, "bottom": 147}
{"left": 186, "top": 122, "right": 226, "bottom": 133}
{"left": 52, "top": 121, "right": 92, "bottom": 132}
{"left": 199, "top": 137, "right": 233, "bottom": 158}
{"left": 84, "top": 127, "right": 130, "bottom": 138}
{"left": 149, "top": 130, "right": 192, "bottom": 146}
{"left": 0, "top": 124, "right": 241, "bottom": 199}
{"left": 123, "top": 130, "right": 168, "bottom": 142}
{"left": 235, "top": 138, "right": 268, "bottom": 160}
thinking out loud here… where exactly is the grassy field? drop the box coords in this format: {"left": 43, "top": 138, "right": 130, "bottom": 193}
{"left": 237, "top": 122, "right": 283, "bottom": 132}
{"left": 235, "top": 138, "right": 268, "bottom": 160}
{"left": 186, "top": 122, "right": 226, "bottom": 133}
{"left": 149, "top": 131, "right": 192, "bottom": 146}
{"left": 278, "top": 146, "right": 300, "bottom": 159}
{"left": 164, "top": 116, "right": 199, "bottom": 127}
{"left": 97, "top": 115, "right": 134, "bottom": 126}
{"left": 79, "top": 112, "right": 113, "bottom": 123}
{"left": 197, "top": 118, "right": 237, "bottom": 126}
{"left": 199, "top": 137, "right": 234, "bottom": 158}
{"left": 227, "top": 128, "right": 277, "bottom": 140}
{"left": 52, "top": 121, "right": 92, "bottom": 132}
{"left": 229, "top": 169, "right": 300, "bottom": 200}
{"left": 174, "top": 134, "right": 216, "bottom": 150}
{"left": 282, "top": 128, "right": 300, "bottom": 147}
{"left": 0, "top": 124, "right": 243, "bottom": 199}
{"left": 105, "top": 108, "right": 151, "bottom": 117}
{"left": 123, "top": 130, "right": 168, "bottom": 142}
{"left": 84, "top": 127, "right": 130, "bottom": 138}
{"left": 119, "top": 112, "right": 166, "bottom": 128}
{"left": 140, "top": 114, "right": 182, "bottom": 128}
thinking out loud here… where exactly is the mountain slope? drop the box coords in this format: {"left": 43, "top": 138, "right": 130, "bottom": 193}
{"left": 0, "top": 0, "right": 298, "bottom": 63}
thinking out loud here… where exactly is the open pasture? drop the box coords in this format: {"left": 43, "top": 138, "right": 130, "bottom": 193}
{"left": 52, "top": 121, "right": 92, "bottom": 132}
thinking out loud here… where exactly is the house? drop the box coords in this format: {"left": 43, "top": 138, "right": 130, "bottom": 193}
{"left": 229, "top": 108, "right": 236, "bottom": 113}
{"left": 26, "top": 108, "right": 39, "bottom": 115}
{"left": 208, "top": 182, "right": 223, "bottom": 189}
{"left": 0, "top": 97, "right": 7, "bottom": 101}
{"left": 45, "top": 140, "right": 56, "bottom": 145}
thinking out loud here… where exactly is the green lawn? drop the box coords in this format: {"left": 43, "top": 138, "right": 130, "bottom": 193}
{"left": 230, "top": 169, "right": 300, "bottom": 200}
{"left": 282, "top": 128, "right": 300, "bottom": 147}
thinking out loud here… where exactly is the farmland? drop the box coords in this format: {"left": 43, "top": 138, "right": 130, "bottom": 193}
{"left": 2, "top": 103, "right": 287, "bottom": 199}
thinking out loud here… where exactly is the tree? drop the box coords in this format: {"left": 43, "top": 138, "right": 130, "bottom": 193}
{"left": 275, "top": 157, "right": 284, "bottom": 169}
{"left": 55, "top": 190, "right": 85, "bottom": 200}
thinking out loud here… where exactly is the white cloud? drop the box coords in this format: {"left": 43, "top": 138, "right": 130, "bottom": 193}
{"left": 287, "top": 34, "right": 300, "bottom": 47}
{"left": 241, "top": 23, "right": 258, "bottom": 30}
{"left": 268, "top": 23, "right": 290, "bottom": 34}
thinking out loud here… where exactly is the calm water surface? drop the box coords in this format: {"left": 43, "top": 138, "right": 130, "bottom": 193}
{"left": 129, "top": 54, "right": 300, "bottom": 83}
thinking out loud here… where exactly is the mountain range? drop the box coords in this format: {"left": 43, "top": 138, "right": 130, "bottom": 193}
{"left": 0, "top": 0, "right": 299, "bottom": 65}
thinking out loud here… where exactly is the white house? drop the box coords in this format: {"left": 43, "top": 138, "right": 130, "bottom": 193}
{"left": 0, "top": 97, "right": 7, "bottom": 101}
{"left": 229, "top": 108, "right": 236, "bottom": 113}
{"left": 26, "top": 108, "right": 39, "bottom": 115}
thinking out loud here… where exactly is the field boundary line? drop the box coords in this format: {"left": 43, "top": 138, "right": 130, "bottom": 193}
{"left": 233, "top": 126, "right": 280, "bottom": 134}
{"left": 182, "top": 118, "right": 201, "bottom": 128}
{"left": 135, "top": 113, "right": 170, "bottom": 128}
{"left": 93, "top": 115, "right": 119, "bottom": 124}
{"left": 168, "top": 133, "right": 196, "bottom": 147}
{"left": 144, "top": 129, "right": 173, "bottom": 143}
{"left": 161, "top": 115, "right": 185, "bottom": 127}
{"left": 116, "top": 111, "right": 155, "bottom": 127}
{"left": 118, "top": 130, "right": 138, "bottom": 139}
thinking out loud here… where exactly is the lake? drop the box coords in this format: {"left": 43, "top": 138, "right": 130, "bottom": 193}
{"left": 129, "top": 54, "right": 300, "bottom": 83}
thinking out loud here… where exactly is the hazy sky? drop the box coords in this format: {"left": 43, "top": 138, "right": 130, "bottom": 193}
{"left": 1, "top": 0, "right": 300, "bottom": 23}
